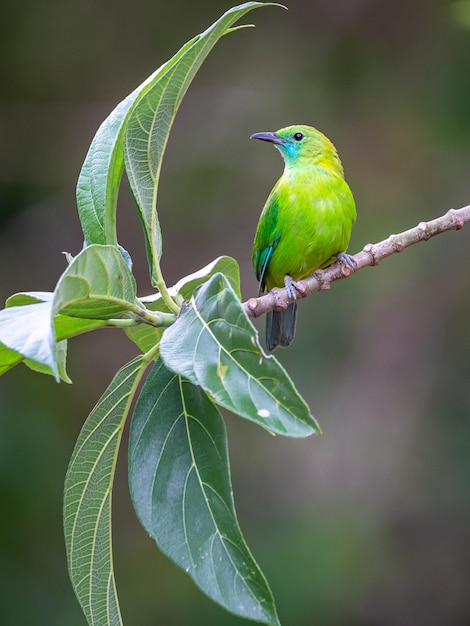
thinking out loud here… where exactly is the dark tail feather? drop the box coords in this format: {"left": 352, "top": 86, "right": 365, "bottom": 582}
{"left": 265, "top": 302, "right": 298, "bottom": 351}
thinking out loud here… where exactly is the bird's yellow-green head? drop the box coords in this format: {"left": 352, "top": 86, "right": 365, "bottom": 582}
{"left": 251, "top": 124, "right": 344, "bottom": 176}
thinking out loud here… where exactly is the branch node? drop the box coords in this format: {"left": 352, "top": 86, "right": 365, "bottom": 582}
{"left": 391, "top": 237, "right": 405, "bottom": 252}
{"left": 363, "top": 243, "right": 379, "bottom": 265}
{"left": 447, "top": 208, "right": 464, "bottom": 230}
{"left": 418, "top": 221, "right": 431, "bottom": 240}
{"left": 294, "top": 280, "right": 307, "bottom": 297}
{"left": 247, "top": 297, "right": 260, "bottom": 314}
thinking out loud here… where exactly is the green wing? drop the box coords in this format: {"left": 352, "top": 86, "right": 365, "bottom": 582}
{"left": 252, "top": 198, "right": 280, "bottom": 293}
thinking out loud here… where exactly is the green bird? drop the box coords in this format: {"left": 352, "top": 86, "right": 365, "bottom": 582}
{"left": 251, "top": 124, "right": 356, "bottom": 350}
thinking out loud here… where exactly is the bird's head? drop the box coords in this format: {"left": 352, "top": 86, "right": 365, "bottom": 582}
{"left": 250, "top": 124, "right": 344, "bottom": 175}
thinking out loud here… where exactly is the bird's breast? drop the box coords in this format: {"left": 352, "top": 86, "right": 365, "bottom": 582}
{"left": 264, "top": 169, "right": 355, "bottom": 286}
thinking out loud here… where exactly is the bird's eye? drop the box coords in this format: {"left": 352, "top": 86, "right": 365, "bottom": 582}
{"left": 293, "top": 132, "right": 304, "bottom": 141}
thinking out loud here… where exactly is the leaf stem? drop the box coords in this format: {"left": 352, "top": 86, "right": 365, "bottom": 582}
{"left": 142, "top": 341, "right": 161, "bottom": 364}
{"left": 104, "top": 318, "right": 139, "bottom": 327}
{"left": 151, "top": 248, "right": 180, "bottom": 314}
{"left": 131, "top": 304, "right": 177, "bottom": 327}
{"left": 148, "top": 180, "right": 180, "bottom": 313}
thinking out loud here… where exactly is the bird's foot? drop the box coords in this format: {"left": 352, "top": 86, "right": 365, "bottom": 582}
{"left": 335, "top": 252, "right": 357, "bottom": 274}
{"left": 284, "top": 275, "right": 305, "bottom": 302}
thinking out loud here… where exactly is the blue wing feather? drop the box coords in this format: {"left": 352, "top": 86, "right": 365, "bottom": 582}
{"left": 255, "top": 239, "right": 278, "bottom": 293}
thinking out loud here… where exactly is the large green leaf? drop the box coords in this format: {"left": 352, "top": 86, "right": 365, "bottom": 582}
{"left": 129, "top": 358, "right": 281, "bottom": 626}
{"left": 76, "top": 96, "right": 128, "bottom": 245}
{"left": 64, "top": 355, "right": 148, "bottom": 626}
{"left": 125, "top": 256, "right": 240, "bottom": 352}
{"left": 75, "top": 73, "right": 170, "bottom": 246}
{"left": 76, "top": 31, "right": 205, "bottom": 246}
{"left": 53, "top": 244, "right": 140, "bottom": 319}
{"left": 77, "top": 2, "right": 279, "bottom": 254}
{"left": 160, "top": 273, "right": 320, "bottom": 437}
{"left": 124, "top": 2, "right": 280, "bottom": 278}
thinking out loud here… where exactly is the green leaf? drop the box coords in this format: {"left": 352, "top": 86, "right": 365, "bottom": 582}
{"left": 129, "top": 358, "right": 281, "bottom": 626}
{"left": 123, "top": 323, "right": 164, "bottom": 355}
{"left": 5, "top": 290, "right": 53, "bottom": 306}
{"left": 139, "top": 255, "right": 241, "bottom": 309}
{"left": 0, "top": 291, "right": 114, "bottom": 379}
{"left": 123, "top": 2, "right": 280, "bottom": 279}
{"left": 24, "top": 339, "right": 71, "bottom": 383}
{"left": 160, "top": 273, "right": 320, "bottom": 437}
{"left": 53, "top": 244, "right": 140, "bottom": 319}
{"left": 0, "top": 343, "right": 24, "bottom": 375}
{"left": 0, "top": 293, "right": 77, "bottom": 380}
{"left": 54, "top": 315, "right": 108, "bottom": 341}
{"left": 174, "top": 255, "right": 240, "bottom": 299}
{"left": 0, "top": 300, "right": 58, "bottom": 380}
{"left": 64, "top": 355, "right": 148, "bottom": 626}
{"left": 125, "top": 256, "right": 240, "bottom": 353}
{"left": 76, "top": 89, "right": 149, "bottom": 246}
{"left": 76, "top": 95, "right": 127, "bottom": 245}
{"left": 76, "top": 3, "right": 284, "bottom": 249}
{"left": 75, "top": 44, "right": 200, "bottom": 247}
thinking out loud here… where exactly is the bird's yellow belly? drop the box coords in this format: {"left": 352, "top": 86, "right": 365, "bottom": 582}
{"left": 265, "top": 209, "right": 352, "bottom": 289}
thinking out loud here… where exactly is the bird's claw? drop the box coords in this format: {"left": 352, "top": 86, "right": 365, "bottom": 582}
{"left": 284, "top": 275, "right": 304, "bottom": 302}
{"left": 336, "top": 252, "right": 357, "bottom": 271}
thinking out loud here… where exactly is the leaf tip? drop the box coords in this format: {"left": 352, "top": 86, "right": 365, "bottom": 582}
{"left": 225, "top": 24, "right": 256, "bottom": 35}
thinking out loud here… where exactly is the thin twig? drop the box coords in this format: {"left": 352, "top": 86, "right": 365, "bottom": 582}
{"left": 243, "top": 205, "right": 470, "bottom": 319}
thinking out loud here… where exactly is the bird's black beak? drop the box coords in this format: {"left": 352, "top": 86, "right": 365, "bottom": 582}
{"left": 250, "top": 131, "right": 286, "bottom": 145}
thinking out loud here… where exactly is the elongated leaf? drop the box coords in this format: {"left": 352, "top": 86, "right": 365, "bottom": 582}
{"left": 76, "top": 76, "right": 169, "bottom": 246}
{"left": 160, "top": 273, "right": 320, "bottom": 437}
{"left": 129, "top": 358, "right": 281, "bottom": 626}
{"left": 53, "top": 244, "right": 139, "bottom": 319}
{"left": 77, "top": 95, "right": 131, "bottom": 246}
{"left": 124, "top": 2, "right": 280, "bottom": 277}
{"left": 76, "top": 32, "right": 203, "bottom": 246}
{"left": 64, "top": 356, "right": 148, "bottom": 626}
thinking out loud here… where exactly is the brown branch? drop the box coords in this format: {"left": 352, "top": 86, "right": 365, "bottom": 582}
{"left": 243, "top": 205, "right": 470, "bottom": 319}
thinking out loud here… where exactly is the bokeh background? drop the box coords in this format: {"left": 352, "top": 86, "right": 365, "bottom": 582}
{"left": 1, "top": 1, "right": 469, "bottom": 624}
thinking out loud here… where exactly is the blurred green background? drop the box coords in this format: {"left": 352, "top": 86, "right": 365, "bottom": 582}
{"left": 1, "top": 1, "right": 470, "bottom": 624}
